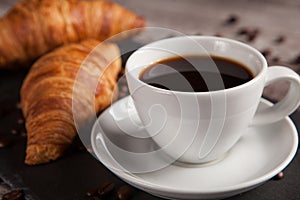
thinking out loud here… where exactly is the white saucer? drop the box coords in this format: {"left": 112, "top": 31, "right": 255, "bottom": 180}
{"left": 91, "top": 97, "right": 298, "bottom": 200}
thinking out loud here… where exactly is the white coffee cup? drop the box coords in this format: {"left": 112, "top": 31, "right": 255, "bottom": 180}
{"left": 125, "top": 36, "right": 300, "bottom": 164}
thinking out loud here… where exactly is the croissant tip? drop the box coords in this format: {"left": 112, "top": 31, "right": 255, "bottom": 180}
{"left": 136, "top": 16, "right": 146, "bottom": 29}
{"left": 25, "top": 144, "right": 65, "bottom": 165}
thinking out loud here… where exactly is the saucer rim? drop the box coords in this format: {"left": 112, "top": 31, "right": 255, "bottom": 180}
{"left": 91, "top": 97, "right": 298, "bottom": 195}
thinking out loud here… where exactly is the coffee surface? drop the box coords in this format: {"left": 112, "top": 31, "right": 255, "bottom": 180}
{"left": 139, "top": 55, "right": 254, "bottom": 92}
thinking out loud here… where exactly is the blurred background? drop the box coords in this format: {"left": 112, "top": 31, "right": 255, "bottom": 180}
{"left": 114, "top": 0, "right": 300, "bottom": 105}
{"left": 2, "top": 0, "right": 300, "bottom": 105}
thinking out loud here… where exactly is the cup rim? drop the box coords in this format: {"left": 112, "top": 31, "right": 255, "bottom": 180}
{"left": 126, "top": 35, "right": 267, "bottom": 95}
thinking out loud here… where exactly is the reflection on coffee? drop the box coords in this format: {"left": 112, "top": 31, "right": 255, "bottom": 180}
{"left": 139, "top": 55, "right": 254, "bottom": 92}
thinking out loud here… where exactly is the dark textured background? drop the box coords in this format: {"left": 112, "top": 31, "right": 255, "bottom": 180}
{"left": 1, "top": 0, "right": 300, "bottom": 200}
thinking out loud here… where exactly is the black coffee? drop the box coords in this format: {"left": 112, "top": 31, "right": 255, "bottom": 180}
{"left": 139, "top": 55, "right": 254, "bottom": 92}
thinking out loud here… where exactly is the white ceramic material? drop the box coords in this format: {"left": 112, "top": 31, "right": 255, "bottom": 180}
{"left": 91, "top": 98, "right": 298, "bottom": 200}
{"left": 125, "top": 36, "right": 300, "bottom": 163}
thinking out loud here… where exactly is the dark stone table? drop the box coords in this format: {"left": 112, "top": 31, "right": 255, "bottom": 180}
{"left": 1, "top": 0, "right": 299, "bottom": 200}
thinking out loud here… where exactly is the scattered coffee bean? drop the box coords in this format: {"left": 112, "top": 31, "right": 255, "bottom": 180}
{"left": 271, "top": 57, "right": 280, "bottom": 62}
{"left": 237, "top": 27, "right": 249, "bottom": 35}
{"left": 214, "top": 33, "right": 223, "bottom": 37}
{"left": 15, "top": 102, "right": 22, "bottom": 110}
{"left": 0, "top": 137, "right": 12, "bottom": 148}
{"left": 98, "top": 182, "right": 115, "bottom": 197}
{"left": 272, "top": 171, "right": 284, "bottom": 180}
{"left": 17, "top": 118, "right": 24, "bottom": 125}
{"left": 10, "top": 129, "right": 18, "bottom": 135}
{"left": 274, "top": 35, "right": 286, "bottom": 44}
{"left": 86, "top": 182, "right": 115, "bottom": 199}
{"left": 261, "top": 49, "right": 272, "bottom": 58}
{"left": 247, "top": 32, "right": 257, "bottom": 42}
{"left": 2, "top": 190, "right": 24, "bottom": 200}
{"left": 291, "top": 55, "right": 300, "bottom": 64}
{"left": 86, "top": 188, "right": 98, "bottom": 197}
{"left": 243, "top": 28, "right": 260, "bottom": 42}
{"left": 247, "top": 33, "right": 255, "bottom": 42}
{"left": 20, "top": 132, "right": 27, "bottom": 138}
{"left": 225, "top": 14, "right": 238, "bottom": 25}
{"left": 117, "top": 185, "right": 135, "bottom": 200}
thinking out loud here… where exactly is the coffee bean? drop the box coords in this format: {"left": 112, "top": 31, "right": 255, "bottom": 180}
{"left": 274, "top": 35, "right": 286, "bottom": 44}
{"left": 237, "top": 27, "right": 249, "bottom": 35}
{"left": 247, "top": 33, "right": 256, "bottom": 42}
{"left": 225, "top": 14, "right": 238, "bottom": 25}
{"left": 261, "top": 49, "right": 272, "bottom": 58}
{"left": 0, "top": 177, "right": 3, "bottom": 183}
{"left": 2, "top": 190, "right": 24, "bottom": 200}
{"left": 15, "top": 102, "right": 22, "bottom": 110}
{"left": 117, "top": 185, "right": 135, "bottom": 200}
{"left": 271, "top": 57, "right": 280, "bottom": 62}
{"left": 11, "top": 129, "right": 18, "bottom": 135}
{"left": 98, "top": 182, "right": 115, "bottom": 197}
{"left": 272, "top": 172, "right": 284, "bottom": 180}
{"left": 20, "top": 132, "right": 27, "bottom": 138}
{"left": 245, "top": 28, "right": 260, "bottom": 42}
{"left": 0, "top": 137, "right": 12, "bottom": 148}
{"left": 291, "top": 55, "right": 300, "bottom": 64}
{"left": 214, "top": 33, "right": 223, "bottom": 37}
{"left": 247, "top": 32, "right": 256, "bottom": 42}
{"left": 17, "top": 118, "right": 24, "bottom": 125}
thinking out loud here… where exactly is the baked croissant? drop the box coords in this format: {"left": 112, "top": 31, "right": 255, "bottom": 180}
{"left": 0, "top": 0, "right": 145, "bottom": 69}
{"left": 21, "top": 39, "right": 121, "bottom": 165}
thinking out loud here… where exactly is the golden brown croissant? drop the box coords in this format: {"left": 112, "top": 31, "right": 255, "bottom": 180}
{"left": 0, "top": 0, "right": 145, "bottom": 69}
{"left": 21, "top": 39, "right": 121, "bottom": 165}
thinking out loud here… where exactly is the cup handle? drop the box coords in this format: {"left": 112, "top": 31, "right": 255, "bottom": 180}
{"left": 252, "top": 66, "right": 300, "bottom": 125}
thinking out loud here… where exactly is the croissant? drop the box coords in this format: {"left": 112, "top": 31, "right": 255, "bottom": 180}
{"left": 0, "top": 0, "right": 145, "bottom": 69}
{"left": 21, "top": 39, "right": 121, "bottom": 165}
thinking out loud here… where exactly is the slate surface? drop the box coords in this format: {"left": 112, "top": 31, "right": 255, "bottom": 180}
{"left": 1, "top": 0, "right": 300, "bottom": 200}
{"left": 0, "top": 44, "right": 300, "bottom": 200}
